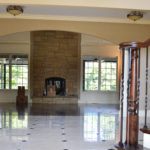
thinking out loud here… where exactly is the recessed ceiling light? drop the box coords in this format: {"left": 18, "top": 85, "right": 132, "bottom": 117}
{"left": 127, "top": 11, "right": 143, "bottom": 21}
{"left": 7, "top": 5, "right": 23, "bottom": 16}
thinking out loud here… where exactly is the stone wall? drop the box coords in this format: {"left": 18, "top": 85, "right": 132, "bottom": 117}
{"left": 30, "top": 31, "right": 81, "bottom": 97}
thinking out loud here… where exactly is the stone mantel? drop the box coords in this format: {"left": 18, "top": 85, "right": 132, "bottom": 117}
{"left": 32, "top": 95, "right": 78, "bottom": 104}
{"left": 33, "top": 95, "right": 78, "bottom": 98}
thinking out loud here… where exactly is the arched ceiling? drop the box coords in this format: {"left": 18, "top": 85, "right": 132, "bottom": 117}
{"left": 0, "top": 1, "right": 150, "bottom": 44}
{"left": 0, "top": 19, "right": 150, "bottom": 44}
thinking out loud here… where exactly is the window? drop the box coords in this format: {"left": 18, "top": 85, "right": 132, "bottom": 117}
{"left": 11, "top": 55, "right": 28, "bottom": 89}
{"left": 83, "top": 57, "right": 99, "bottom": 91}
{"left": 101, "top": 58, "right": 117, "bottom": 91}
{"left": 0, "top": 57, "right": 9, "bottom": 89}
{"left": 0, "top": 54, "right": 28, "bottom": 90}
{"left": 83, "top": 56, "right": 117, "bottom": 91}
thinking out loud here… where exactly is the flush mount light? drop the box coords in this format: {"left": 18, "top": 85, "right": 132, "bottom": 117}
{"left": 7, "top": 5, "right": 23, "bottom": 16}
{"left": 127, "top": 11, "right": 143, "bottom": 21}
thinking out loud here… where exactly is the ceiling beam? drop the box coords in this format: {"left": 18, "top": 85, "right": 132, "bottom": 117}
{"left": 0, "top": 0, "right": 150, "bottom": 11}
{"left": 0, "top": 13, "right": 150, "bottom": 25}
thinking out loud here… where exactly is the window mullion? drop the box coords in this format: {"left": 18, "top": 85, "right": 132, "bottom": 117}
{"left": 99, "top": 57, "right": 101, "bottom": 91}
{"left": 9, "top": 55, "right": 12, "bottom": 90}
{"left": 4, "top": 64, "right": 6, "bottom": 89}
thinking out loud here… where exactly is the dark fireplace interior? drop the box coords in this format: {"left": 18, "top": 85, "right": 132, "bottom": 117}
{"left": 45, "top": 77, "right": 66, "bottom": 96}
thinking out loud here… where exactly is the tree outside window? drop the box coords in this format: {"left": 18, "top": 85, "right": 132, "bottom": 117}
{"left": 83, "top": 56, "right": 117, "bottom": 91}
{"left": 101, "top": 58, "right": 117, "bottom": 91}
{"left": 0, "top": 54, "right": 28, "bottom": 90}
{"left": 83, "top": 59, "right": 99, "bottom": 91}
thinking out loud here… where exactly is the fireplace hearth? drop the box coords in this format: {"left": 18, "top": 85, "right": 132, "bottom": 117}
{"left": 45, "top": 77, "right": 66, "bottom": 96}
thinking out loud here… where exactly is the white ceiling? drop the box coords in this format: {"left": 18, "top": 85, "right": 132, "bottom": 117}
{"left": 0, "top": 5, "right": 150, "bottom": 23}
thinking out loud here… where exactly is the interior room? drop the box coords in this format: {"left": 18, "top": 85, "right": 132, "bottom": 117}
{"left": 0, "top": 1, "right": 150, "bottom": 150}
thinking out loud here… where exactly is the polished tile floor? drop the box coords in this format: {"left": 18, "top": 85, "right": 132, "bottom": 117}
{"left": 0, "top": 103, "right": 149, "bottom": 150}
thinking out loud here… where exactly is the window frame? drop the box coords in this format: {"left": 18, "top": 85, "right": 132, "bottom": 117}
{"left": 83, "top": 57, "right": 100, "bottom": 91}
{"left": 100, "top": 57, "right": 118, "bottom": 92}
{"left": 0, "top": 54, "right": 28, "bottom": 90}
{"left": 11, "top": 64, "right": 28, "bottom": 90}
{"left": 83, "top": 56, "right": 118, "bottom": 92}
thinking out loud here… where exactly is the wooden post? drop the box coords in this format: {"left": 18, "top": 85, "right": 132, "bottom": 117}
{"left": 116, "top": 39, "right": 150, "bottom": 150}
{"left": 116, "top": 41, "right": 145, "bottom": 150}
{"left": 128, "top": 49, "right": 138, "bottom": 145}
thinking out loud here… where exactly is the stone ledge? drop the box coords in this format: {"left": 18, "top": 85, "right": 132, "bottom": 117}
{"left": 32, "top": 97, "right": 78, "bottom": 104}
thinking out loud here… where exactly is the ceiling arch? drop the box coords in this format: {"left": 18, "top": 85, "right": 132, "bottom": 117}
{"left": 0, "top": 18, "right": 150, "bottom": 44}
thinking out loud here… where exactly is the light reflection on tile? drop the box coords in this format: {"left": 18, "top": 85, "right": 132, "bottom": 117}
{"left": 83, "top": 112, "right": 116, "bottom": 142}
{"left": 100, "top": 115, "right": 116, "bottom": 141}
{"left": 2, "top": 112, "right": 28, "bottom": 129}
{"left": 0, "top": 104, "right": 149, "bottom": 150}
{"left": 84, "top": 112, "right": 98, "bottom": 142}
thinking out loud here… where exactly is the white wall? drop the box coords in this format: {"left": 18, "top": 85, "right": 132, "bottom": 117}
{"left": 79, "top": 34, "right": 121, "bottom": 104}
{"left": 139, "top": 48, "right": 150, "bottom": 111}
{"left": 0, "top": 32, "right": 31, "bottom": 103}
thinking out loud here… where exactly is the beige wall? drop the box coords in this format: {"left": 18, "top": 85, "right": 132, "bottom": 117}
{"left": 0, "top": 32, "right": 31, "bottom": 103}
{"left": 79, "top": 34, "right": 121, "bottom": 104}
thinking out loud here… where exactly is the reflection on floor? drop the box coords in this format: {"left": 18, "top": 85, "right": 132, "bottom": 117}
{"left": 0, "top": 103, "right": 148, "bottom": 150}
{"left": 84, "top": 113, "right": 116, "bottom": 142}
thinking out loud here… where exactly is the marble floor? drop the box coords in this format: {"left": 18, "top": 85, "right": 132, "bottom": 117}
{"left": 0, "top": 103, "right": 149, "bottom": 150}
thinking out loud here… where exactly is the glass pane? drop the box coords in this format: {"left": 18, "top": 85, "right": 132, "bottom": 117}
{"left": 84, "top": 60, "right": 99, "bottom": 91}
{"left": 11, "top": 64, "right": 28, "bottom": 89}
{"left": 101, "top": 58, "right": 117, "bottom": 91}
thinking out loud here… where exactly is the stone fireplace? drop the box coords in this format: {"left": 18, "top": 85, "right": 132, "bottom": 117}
{"left": 30, "top": 31, "right": 81, "bottom": 104}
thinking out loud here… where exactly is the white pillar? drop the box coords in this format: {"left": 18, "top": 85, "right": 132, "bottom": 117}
{"left": 122, "top": 49, "right": 128, "bottom": 142}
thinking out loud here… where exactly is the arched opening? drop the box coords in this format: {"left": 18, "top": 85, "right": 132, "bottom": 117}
{"left": 0, "top": 30, "right": 122, "bottom": 150}
{"left": 0, "top": 30, "right": 121, "bottom": 104}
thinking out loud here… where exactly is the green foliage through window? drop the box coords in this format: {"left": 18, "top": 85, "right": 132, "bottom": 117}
{"left": 0, "top": 54, "right": 28, "bottom": 89}
{"left": 83, "top": 60, "right": 99, "bottom": 90}
{"left": 11, "top": 65, "right": 28, "bottom": 89}
{"left": 101, "top": 59, "right": 117, "bottom": 91}
{"left": 83, "top": 57, "right": 117, "bottom": 91}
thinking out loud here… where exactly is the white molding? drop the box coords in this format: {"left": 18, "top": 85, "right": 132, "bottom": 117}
{"left": 0, "top": 13, "right": 150, "bottom": 25}
{"left": 0, "top": 0, "right": 150, "bottom": 11}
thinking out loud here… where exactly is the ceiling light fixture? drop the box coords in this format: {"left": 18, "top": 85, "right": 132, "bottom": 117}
{"left": 7, "top": 5, "right": 23, "bottom": 16}
{"left": 127, "top": 11, "right": 143, "bottom": 21}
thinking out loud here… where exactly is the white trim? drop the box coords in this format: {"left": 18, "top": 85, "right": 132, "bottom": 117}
{"left": 0, "top": 0, "right": 150, "bottom": 11}
{"left": 0, "top": 13, "right": 150, "bottom": 25}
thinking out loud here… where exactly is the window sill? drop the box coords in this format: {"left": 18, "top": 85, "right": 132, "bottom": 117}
{"left": 82, "top": 90, "right": 118, "bottom": 93}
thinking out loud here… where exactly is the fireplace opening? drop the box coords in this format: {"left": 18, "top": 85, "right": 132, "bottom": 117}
{"left": 45, "top": 77, "right": 66, "bottom": 96}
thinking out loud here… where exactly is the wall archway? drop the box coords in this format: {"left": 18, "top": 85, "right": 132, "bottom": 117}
{"left": 1, "top": 18, "right": 150, "bottom": 44}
